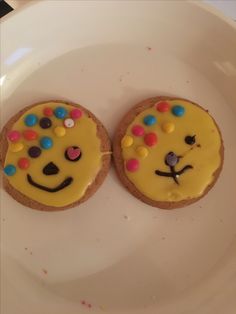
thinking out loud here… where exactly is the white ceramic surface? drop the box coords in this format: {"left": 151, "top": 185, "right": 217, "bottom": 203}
{"left": 1, "top": 1, "right": 236, "bottom": 314}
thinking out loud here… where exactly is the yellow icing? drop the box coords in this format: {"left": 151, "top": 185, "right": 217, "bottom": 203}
{"left": 4, "top": 102, "right": 103, "bottom": 207}
{"left": 122, "top": 100, "right": 222, "bottom": 202}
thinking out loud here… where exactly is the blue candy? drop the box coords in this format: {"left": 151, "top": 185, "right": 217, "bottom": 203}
{"left": 172, "top": 105, "right": 185, "bottom": 117}
{"left": 4, "top": 164, "right": 16, "bottom": 176}
{"left": 40, "top": 137, "right": 53, "bottom": 149}
{"left": 54, "top": 107, "right": 67, "bottom": 119}
{"left": 143, "top": 115, "right": 157, "bottom": 126}
{"left": 24, "top": 114, "right": 38, "bottom": 126}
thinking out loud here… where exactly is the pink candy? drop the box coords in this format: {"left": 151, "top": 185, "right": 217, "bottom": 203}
{"left": 126, "top": 158, "right": 139, "bottom": 172}
{"left": 131, "top": 125, "right": 145, "bottom": 137}
{"left": 7, "top": 130, "right": 21, "bottom": 142}
{"left": 70, "top": 108, "right": 82, "bottom": 119}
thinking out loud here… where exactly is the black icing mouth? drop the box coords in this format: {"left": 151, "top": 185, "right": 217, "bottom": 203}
{"left": 27, "top": 174, "right": 73, "bottom": 192}
{"left": 155, "top": 165, "right": 193, "bottom": 185}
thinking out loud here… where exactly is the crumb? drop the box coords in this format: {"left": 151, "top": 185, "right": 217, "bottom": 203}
{"left": 81, "top": 300, "right": 92, "bottom": 308}
{"left": 219, "top": 219, "right": 223, "bottom": 223}
{"left": 24, "top": 247, "right": 28, "bottom": 250}
{"left": 206, "top": 110, "right": 209, "bottom": 112}
{"left": 30, "top": 251, "right": 33, "bottom": 255}
{"left": 186, "top": 80, "right": 190, "bottom": 83}
{"left": 42, "top": 269, "right": 48, "bottom": 275}
{"left": 197, "top": 144, "right": 201, "bottom": 148}
{"left": 161, "top": 236, "right": 166, "bottom": 240}
{"left": 199, "top": 206, "right": 202, "bottom": 208}
{"left": 123, "top": 215, "right": 130, "bottom": 220}
{"left": 146, "top": 46, "right": 152, "bottom": 51}
{"left": 119, "top": 78, "right": 122, "bottom": 82}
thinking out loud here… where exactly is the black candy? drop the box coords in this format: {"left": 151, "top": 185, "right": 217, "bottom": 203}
{"left": 39, "top": 117, "right": 52, "bottom": 129}
{"left": 28, "top": 146, "right": 41, "bottom": 158}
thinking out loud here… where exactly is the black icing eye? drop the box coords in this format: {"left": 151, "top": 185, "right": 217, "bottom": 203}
{"left": 185, "top": 135, "right": 196, "bottom": 145}
{"left": 64, "top": 146, "right": 82, "bottom": 162}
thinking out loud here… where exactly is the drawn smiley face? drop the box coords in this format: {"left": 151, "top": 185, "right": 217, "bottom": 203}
{"left": 119, "top": 98, "right": 223, "bottom": 206}
{"left": 3, "top": 102, "right": 108, "bottom": 209}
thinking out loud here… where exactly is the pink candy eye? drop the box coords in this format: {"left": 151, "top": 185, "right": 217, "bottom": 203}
{"left": 65, "top": 146, "right": 82, "bottom": 161}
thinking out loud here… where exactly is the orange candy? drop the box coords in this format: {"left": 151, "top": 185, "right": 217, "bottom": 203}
{"left": 23, "top": 129, "right": 38, "bottom": 141}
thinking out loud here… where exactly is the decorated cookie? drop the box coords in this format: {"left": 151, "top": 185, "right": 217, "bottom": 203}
{"left": 0, "top": 101, "right": 111, "bottom": 211}
{"left": 113, "top": 97, "right": 224, "bottom": 209}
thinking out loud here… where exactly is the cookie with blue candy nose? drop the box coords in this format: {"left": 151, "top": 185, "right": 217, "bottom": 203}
{"left": 113, "top": 96, "right": 224, "bottom": 209}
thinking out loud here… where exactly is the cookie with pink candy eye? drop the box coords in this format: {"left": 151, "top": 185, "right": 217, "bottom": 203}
{"left": 0, "top": 100, "right": 111, "bottom": 211}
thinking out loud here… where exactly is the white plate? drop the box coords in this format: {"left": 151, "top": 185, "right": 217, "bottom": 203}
{"left": 1, "top": 1, "right": 236, "bottom": 314}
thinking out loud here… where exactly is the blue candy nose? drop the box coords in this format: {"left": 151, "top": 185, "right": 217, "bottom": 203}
{"left": 165, "top": 152, "right": 179, "bottom": 167}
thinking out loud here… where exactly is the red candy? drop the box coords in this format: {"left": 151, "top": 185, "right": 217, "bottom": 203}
{"left": 144, "top": 132, "right": 158, "bottom": 146}
{"left": 70, "top": 108, "right": 82, "bottom": 119}
{"left": 156, "top": 101, "right": 170, "bottom": 112}
{"left": 131, "top": 125, "right": 145, "bottom": 137}
{"left": 23, "top": 129, "right": 38, "bottom": 140}
{"left": 18, "top": 157, "right": 30, "bottom": 169}
{"left": 43, "top": 107, "right": 53, "bottom": 116}
{"left": 8, "top": 130, "right": 21, "bottom": 142}
{"left": 126, "top": 158, "right": 139, "bottom": 172}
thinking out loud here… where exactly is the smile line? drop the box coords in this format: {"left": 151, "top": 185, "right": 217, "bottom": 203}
{"left": 155, "top": 165, "right": 193, "bottom": 184}
{"left": 27, "top": 174, "right": 73, "bottom": 192}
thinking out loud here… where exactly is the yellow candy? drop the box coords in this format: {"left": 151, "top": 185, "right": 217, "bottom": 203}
{"left": 54, "top": 126, "right": 66, "bottom": 137}
{"left": 136, "top": 146, "right": 149, "bottom": 158}
{"left": 9, "top": 142, "right": 24, "bottom": 153}
{"left": 121, "top": 135, "right": 133, "bottom": 148}
{"left": 162, "top": 122, "right": 175, "bottom": 133}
